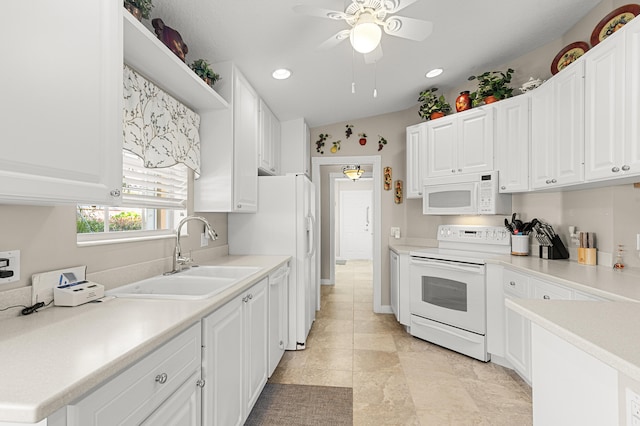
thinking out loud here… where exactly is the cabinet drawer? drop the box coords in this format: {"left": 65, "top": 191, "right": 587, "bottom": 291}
{"left": 68, "top": 322, "right": 201, "bottom": 425}
{"left": 531, "top": 278, "right": 572, "bottom": 300}
{"left": 503, "top": 269, "right": 530, "bottom": 298}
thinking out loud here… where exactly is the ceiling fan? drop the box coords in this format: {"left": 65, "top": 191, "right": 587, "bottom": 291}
{"left": 293, "top": 0, "right": 433, "bottom": 63}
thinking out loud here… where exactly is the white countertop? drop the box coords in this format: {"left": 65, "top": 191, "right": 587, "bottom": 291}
{"left": 506, "top": 299, "right": 640, "bottom": 382}
{"left": 0, "top": 255, "right": 289, "bottom": 424}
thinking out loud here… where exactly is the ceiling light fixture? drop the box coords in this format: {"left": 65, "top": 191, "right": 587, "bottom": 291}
{"left": 426, "top": 68, "right": 443, "bottom": 78}
{"left": 349, "top": 14, "right": 382, "bottom": 54}
{"left": 343, "top": 164, "right": 364, "bottom": 181}
{"left": 272, "top": 68, "right": 292, "bottom": 80}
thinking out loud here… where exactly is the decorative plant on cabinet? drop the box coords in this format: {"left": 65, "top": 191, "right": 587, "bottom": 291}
{"left": 190, "top": 59, "right": 221, "bottom": 88}
{"left": 468, "top": 68, "right": 515, "bottom": 106}
{"left": 123, "top": 0, "right": 153, "bottom": 21}
{"left": 418, "top": 88, "right": 452, "bottom": 120}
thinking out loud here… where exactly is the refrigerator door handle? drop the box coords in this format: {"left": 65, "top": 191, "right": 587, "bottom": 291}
{"left": 306, "top": 215, "right": 316, "bottom": 258}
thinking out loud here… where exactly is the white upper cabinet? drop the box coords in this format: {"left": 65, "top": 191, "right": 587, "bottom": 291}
{"left": 280, "top": 118, "right": 311, "bottom": 176}
{"left": 585, "top": 17, "right": 640, "bottom": 182}
{"left": 531, "top": 60, "right": 585, "bottom": 189}
{"left": 258, "top": 100, "right": 281, "bottom": 176}
{"left": 406, "top": 123, "right": 427, "bottom": 198}
{"left": 195, "top": 63, "right": 259, "bottom": 212}
{"left": 0, "top": 1, "right": 123, "bottom": 205}
{"left": 495, "top": 95, "right": 530, "bottom": 193}
{"left": 426, "top": 107, "right": 494, "bottom": 178}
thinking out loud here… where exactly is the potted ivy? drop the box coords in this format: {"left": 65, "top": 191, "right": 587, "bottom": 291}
{"left": 468, "top": 68, "right": 515, "bottom": 107}
{"left": 190, "top": 59, "right": 221, "bottom": 88}
{"left": 417, "top": 88, "right": 452, "bottom": 120}
{"left": 123, "top": 0, "right": 153, "bottom": 21}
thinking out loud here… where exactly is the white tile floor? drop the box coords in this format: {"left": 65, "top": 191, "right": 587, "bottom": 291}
{"left": 269, "top": 260, "right": 533, "bottom": 425}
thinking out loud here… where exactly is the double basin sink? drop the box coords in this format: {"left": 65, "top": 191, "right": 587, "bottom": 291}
{"left": 107, "top": 265, "right": 261, "bottom": 300}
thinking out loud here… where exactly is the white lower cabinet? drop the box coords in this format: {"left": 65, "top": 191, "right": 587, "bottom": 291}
{"left": 66, "top": 323, "right": 202, "bottom": 426}
{"left": 389, "top": 249, "right": 411, "bottom": 327}
{"left": 201, "top": 278, "right": 268, "bottom": 426}
{"left": 268, "top": 264, "right": 290, "bottom": 377}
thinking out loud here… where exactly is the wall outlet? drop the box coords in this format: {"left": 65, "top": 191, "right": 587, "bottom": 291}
{"left": 390, "top": 227, "right": 400, "bottom": 239}
{"left": 0, "top": 250, "right": 20, "bottom": 285}
{"left": 200, "top": 232, "right": 209, "bottom": 247}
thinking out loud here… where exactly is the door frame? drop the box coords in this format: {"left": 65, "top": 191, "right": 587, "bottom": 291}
{"left": 312, "top": 155, "right": 383, "bottom": 313}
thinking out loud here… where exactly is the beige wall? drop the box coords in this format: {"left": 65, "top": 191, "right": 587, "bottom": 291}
{"left": 0, "top": 173, "right": 228, "bottom": 293}
{"left": 313, "top": 0, "right": 640, "bottom": 307}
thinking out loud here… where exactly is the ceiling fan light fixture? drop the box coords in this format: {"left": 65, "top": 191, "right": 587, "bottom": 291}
{"left": 350, "top": 21, "right": 382, "bottom": 53}
{"left": 272, "top": 68, "right": 292, "bottom": 80}
{"left": 343, "top": 164, "right": 364, "bottom": 181}
{"left": 426, "top": 68, "right": 443, "bottom": 78}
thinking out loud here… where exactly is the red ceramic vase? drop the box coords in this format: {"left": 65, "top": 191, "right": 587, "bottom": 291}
{"left": 455, "top": 91, "right": 471, "bottom": 112}
{"left": 430, "top": 111, "right": 445, "bottom": 120}
{"left": 484, "top": 95, "right": 498, "bottom": 104}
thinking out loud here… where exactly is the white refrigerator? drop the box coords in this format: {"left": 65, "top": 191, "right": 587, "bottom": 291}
{"left": 228, "top": 174, "right": 318, "bottom": 350}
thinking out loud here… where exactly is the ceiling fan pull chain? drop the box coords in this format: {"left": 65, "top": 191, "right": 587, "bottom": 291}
{"left": 351, "top": 49, "right": 356, "bottom": 94}
{"left": 373, "top": 61, "right": 378, "bottom": 98}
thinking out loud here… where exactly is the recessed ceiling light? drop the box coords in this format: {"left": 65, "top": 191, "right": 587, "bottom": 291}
{"left": 272, "top": 68, "right": 292, "bottom": 80}
{"left": 426, "top": 68, "right": 443, "bottom": 78}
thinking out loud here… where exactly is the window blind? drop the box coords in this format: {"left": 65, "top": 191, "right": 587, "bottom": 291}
{"left": 121, "top": 150, "right": 187, "bottom": 209}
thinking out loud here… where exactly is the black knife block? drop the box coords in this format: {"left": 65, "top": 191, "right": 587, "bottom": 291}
{"left": 539, "top": 235, "right": 570, "bottom": 259}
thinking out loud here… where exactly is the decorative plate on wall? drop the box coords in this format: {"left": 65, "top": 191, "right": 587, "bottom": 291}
{"left": 551, "top": 41, "right": 590, "bottom": 75}
{"left": 590, "top": 4, "right": 640, "bottom": 46}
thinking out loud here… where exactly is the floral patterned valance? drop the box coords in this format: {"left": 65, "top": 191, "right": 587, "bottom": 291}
{"left": 123, "top": 65, "right": 201, "bottom": 176}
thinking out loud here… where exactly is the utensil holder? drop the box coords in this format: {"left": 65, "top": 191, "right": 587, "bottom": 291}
{"left": 511, "top": 235, "right": 530, "bottom": 256}
{"left": 539, "top": 235, "right": 570, "bottom": 259}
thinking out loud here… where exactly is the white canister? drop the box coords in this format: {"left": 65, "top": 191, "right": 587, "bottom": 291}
{"left": 511, "top": 234, "right": 530, "bottom": 256}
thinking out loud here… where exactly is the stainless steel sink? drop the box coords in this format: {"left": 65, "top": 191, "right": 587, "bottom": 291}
{"left": 107, "top": 266, "right": 261, "bottom": 300}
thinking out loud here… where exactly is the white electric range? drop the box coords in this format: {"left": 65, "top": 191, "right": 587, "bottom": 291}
{"left": 408, "top": 225, "right": 511, "bottom": 361}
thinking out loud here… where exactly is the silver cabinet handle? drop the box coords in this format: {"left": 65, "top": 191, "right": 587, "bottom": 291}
{"left": 501, "top": 186, "right": 506, "bottom": 190}
{"left": 612, "top": 166, "right": 620, "bottom": 173}
{"left": 110, "top": 189, "right": 121, "bottom": 197}
{"left": 551, "top": 179, "right": 557, "bottom": 184}
{"left": 155, "top": 373, "right": 168, "bottom": 384}
{"left": 510, "top": 281, "right": 516, "bottom": 286}
{"left": 458, "top": 168, "right": 462, "bottom": 172}
{"left": 196, "top": 379, "right": 206, "bottom": 388}
{"left": 451, "top": 169, "right": 456, "bottom": 173}
{"left": 545, "top": 179, "right": 551, "bottom": 184}
{"left": 622, "top": 165, "right": 630, "bottom": 171}
{"left": 418, "top": 191, "right": 422, "bottom": 195}
{"left": 543, "top": 295, "right": 550, "bottom": 300}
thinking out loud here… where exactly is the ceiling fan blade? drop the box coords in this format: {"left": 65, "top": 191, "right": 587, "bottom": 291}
{"left": 384, "top": 16, "right": 433, "bottom": 41}
{"left": 382, "top": 0, "right": 420, "bottom": 14}
{"left": 292, "top": 4, "right": 349, "bottom": 20}
{"left": 364, "top": 45, "right": 383, "bottom": 64}
{"left": 317, "top": 29, "right": 351, "bottom": 50}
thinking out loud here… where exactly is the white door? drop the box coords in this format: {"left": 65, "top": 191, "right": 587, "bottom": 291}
{"left": 339, "top": 189, "right": 373, "bottom": 260}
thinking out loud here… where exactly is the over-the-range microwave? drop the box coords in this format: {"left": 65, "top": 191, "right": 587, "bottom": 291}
{"left": 422, "top": 171, "right": 511, "bottom": 215}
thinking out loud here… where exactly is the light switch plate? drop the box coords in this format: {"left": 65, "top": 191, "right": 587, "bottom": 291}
{"left": 0, "top": 250, "right": 20, "bottom": 285}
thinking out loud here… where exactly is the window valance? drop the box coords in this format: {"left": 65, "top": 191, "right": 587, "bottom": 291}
{"left": 123, "top": 65, "right": 201, "bottom": 176}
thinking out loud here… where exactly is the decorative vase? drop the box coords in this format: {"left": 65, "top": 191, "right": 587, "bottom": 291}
{"left": 203, "top": 76, "right": 213, "bottom": 87}
{"left": 124, "top": 3, "right": 143, "bottom": 21}
{"left": 455, "top": 91, "right": 471, "bottom": 112}
{"left": 484, "top": 95, "right": 498, "bottom": 104}
{"left": 430, "top": 111, "right": 445, "bottom": 120}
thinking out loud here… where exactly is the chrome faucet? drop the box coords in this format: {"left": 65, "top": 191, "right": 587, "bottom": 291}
{"left": 167, "top": 216, "right": 218, "bottom": 274}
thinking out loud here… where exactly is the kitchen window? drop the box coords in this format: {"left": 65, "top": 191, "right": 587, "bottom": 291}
{"left": 76, "top": 150, "right": 187, "bottom": 245}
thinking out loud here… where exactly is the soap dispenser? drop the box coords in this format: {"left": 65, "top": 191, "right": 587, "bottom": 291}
{"left": 613, "top": 245, "right": 625, "bottom": 270}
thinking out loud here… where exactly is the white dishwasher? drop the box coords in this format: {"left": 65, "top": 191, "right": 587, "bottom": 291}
{"left": 268, "top": 263, "right": 290, "bottom": 376}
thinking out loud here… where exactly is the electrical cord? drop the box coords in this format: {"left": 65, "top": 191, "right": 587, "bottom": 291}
{"left": 0, "top": 300, "right": 55, "bottom": 315}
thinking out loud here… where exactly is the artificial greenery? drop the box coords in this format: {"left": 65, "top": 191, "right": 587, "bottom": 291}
{"left": 124, "top": 0, "right": 153, "bottom": 19}
{"left": 190, "top": 59, "right": 221, "bottom": 86}
{"left": 417, "top": 88, "right": 452, "bottom": 120}
{"left": 468, "top": 68, "right": 515, "bottom": 106}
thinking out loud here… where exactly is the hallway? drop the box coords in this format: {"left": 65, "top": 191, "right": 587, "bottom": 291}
{"left": 269, "top": 260, "right": 533, "bottom": 424}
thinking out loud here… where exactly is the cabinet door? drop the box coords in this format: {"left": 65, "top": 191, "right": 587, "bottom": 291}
{"left": 389, "top": 250, "right": 400, "bottom": 320}
{"left": 233, "top": 72, "right": 259, "bottom": 212}
{"left": 406, "top": 123, "right": 426, "bottom": 198}
{"left": 496, "top": 96, "right": 530, "bottom": 192}
{"left": 504, "top": 295, "right": 531, "bottom": 383}
{"left": 457, "top": 107, "right": 494, "bottom": 174}
{"left": 202, "top": 297, "right": 244, "bottom": 426}
{"left": 259, "top": 100, "right": 280, "bottom": 175}
{"left": 585, "top": 35, "right": 625, "bottom": 181}
{"left": 625, "top": 18, "right": 640, "bottom": 177}
{"left": 272, "top": 117, "right": 282, "bottom": 176}
{"left": 268, "top": 268, "right": 288, "bottom": 377}
{"left": 245, "top": 278, "right": 268, "bottom": 417}
{"left": 426, "top": 116, "right": 457, "bottom": 177}
{"left": 0, "top": 1, "right": 122, "bottom": 205}
{"left": 141, "top": 372, "right": 201, "bottom": 426}
{"left": 553, "top": 60, "right": 585, "bottom": 186}
{"left": 531, "top": 82, "right": 556, "bottom": 189}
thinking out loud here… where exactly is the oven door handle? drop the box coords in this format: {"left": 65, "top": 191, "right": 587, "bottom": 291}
{"left": 410, "top": 257, "right": 484, "bottom": 274}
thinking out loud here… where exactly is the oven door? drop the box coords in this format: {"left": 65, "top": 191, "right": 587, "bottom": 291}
{"left": 422, "top": 181, "right": 478, "bottom": 215}
{"left": 409, "top": 256, "right": 486, "bottom": 335}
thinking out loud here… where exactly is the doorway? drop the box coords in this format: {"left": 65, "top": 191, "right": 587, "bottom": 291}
{"left": 311, "top": 155, "right": 382, "bottom": 313}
